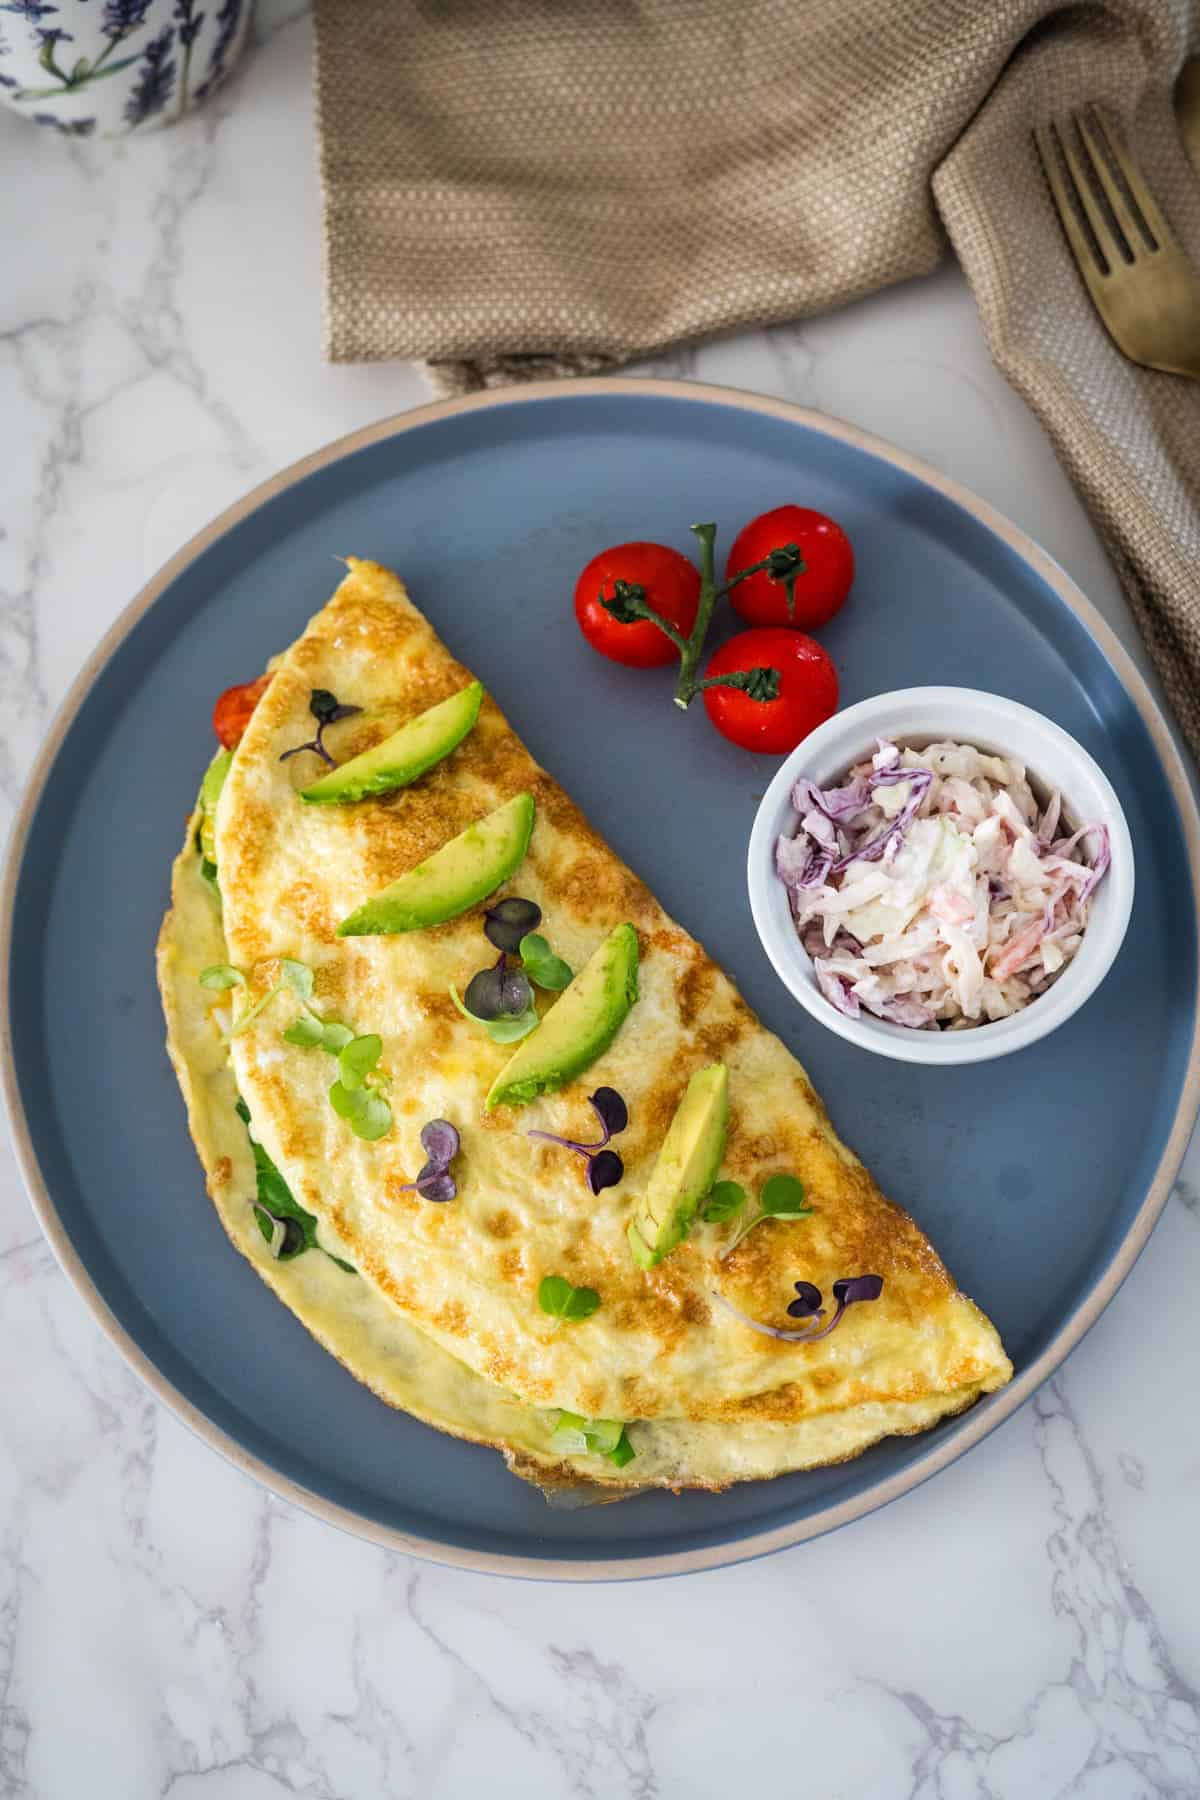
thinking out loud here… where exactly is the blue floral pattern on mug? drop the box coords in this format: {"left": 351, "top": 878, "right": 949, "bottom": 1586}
{"left": 0, "top": 0, "right": 249, "bottom": 133}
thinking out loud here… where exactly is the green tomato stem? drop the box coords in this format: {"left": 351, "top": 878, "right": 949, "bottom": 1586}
{"left": 600, "top": 531, "right": 807, "bottom": 709}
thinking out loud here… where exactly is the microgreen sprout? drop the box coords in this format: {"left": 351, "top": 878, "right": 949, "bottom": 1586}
{"left": 599, "top": 522, "right": 807, "bottom": 712}
{"left": 518, "top": 932, "right": 573, "bottom": 991}
{"left": 717, "top": 1173, "right": 812, "bottom": 1261}
{"left": 200, "top": 957, "right": 312, "bottom": 1039}
{"left": 391, "top": 1118, "right": 461, "bottom": 1203}
{"left": 282, "top": 1009, "right": 354, "bottom": 1053}
{"left": 538, "top": 1274, "right": 600, "bottom": 1323}
{"left": 483, "top": 896, "right": 542, "bottom": 953}
{"left": 699, "top": 1179, "right": 746, "bottom": 1224}
{"left": 279, "top": 687, "right": 362, "bottom": 768}
{"left": 199, "top": 964, "right": 243, "bottom": 992}
{"left": 527, "top": 1087, "right": 628, "bottom": 1194}
{"left": 328, "top": 1033, "right": 393, "bottom": 1141}
{"left": 710, "top": 1274, "right": 883, "bottom": 1342}
{"left": 450, "top": 981, "right": 539, "bottom": 1044}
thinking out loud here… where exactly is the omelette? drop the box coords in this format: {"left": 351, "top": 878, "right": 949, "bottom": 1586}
{"left": 157, "top": 559, "right": 1011, "bottom": 1493}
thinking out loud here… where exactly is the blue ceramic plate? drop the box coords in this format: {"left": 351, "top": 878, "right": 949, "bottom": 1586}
{"left": 4, "top": 381, "right": 1198, "bottom": 1580}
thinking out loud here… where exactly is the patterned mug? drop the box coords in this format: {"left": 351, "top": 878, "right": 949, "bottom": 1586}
{"left": 0, "top": 0, "right": 250, "bottom": 135}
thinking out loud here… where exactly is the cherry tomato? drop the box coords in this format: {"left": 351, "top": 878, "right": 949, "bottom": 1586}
{"left": 212, "top": 674, "right": 271, "bottom": 749}
{"left": 575, "top": 542, "right": 701, "bottom": 669}
{"left": 726, "top": 506, "right": 854, "bottom": 631}
{"left": 702, "top": 627, "right": 839, "bottom": 755}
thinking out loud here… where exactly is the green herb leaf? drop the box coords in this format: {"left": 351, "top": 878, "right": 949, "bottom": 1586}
{"left": 338, "top": 1034, "right": 383, "bottom": 1092}
{"left": 607, "top": 1428, "right": 636, "bottom": 1468}
{"left": 321, "top": 1020, "right": 354, "bottom": 1053}
{"left": 449, "top": 983, "right": 540, "bottom": 1044}
{"left": 282, "top": 1008, "right": 326, "bottom": 1048}
{"left": 700, "top": 1180, "right": 746, "bottom": 1224}
{"left": 719, "top": 1172, "right": 813, "bottom": 1260}
{"left": 759, "top": 1174, "right": 811, "bottom": 1218}
{"left": 235, "top": 1098, "right": 354, "bottom": 1272}
{"left": 279, "top": 958, "right": 314, "bottom": 1001}
{"left": 199, "top": 964, "right": 244, "bottom": 991}
{"left": 519, "top": 932, "right": 573, "bottom": 992}
{"left": 538, "top": 1274, "right": 600, "bottom": 1322}
{"left": 329, "top": 1080, "right": 392, "bottom": 1141}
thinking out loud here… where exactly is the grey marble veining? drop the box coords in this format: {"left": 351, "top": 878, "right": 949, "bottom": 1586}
{"left": 1, "top": 6, "right": 1198, "bottom": 1795}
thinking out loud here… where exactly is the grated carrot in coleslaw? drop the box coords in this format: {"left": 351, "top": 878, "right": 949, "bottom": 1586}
{"left": 775, "top": 739, "right": 1111, "bottom": 1030}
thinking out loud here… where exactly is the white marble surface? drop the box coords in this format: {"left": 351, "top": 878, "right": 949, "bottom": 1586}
{"left": 3, "top": 7, "right": 1200, "bottom": 1796}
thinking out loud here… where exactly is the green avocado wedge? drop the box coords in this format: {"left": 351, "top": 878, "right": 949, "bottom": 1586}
{"left": 197, "top": 747, "right": 232, "bottom": 867}
{"left": 337, "top": 791, "right": 535, "bottom": 936}
{"left": 486, "top": 923, "right": 639, "bottom": 1111}
{"left": 627, "top": 1062, "right": 729, "bottom": 1268}
{"left": 300, "top": 681, "right": 483, "bottom": 804}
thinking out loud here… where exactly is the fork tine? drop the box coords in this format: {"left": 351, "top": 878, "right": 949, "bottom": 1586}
{"left": 1035, "top": 122, "right": 1111, "bottom": 277}
{"left": 1074, "top": 110, "right": 1154, "bottom": 255}
{"left": 1053, "top": 120, "right": 1126, "bottom": 274}
{"left": 1085, "top": 108, "right": 1178, "bottom": 251}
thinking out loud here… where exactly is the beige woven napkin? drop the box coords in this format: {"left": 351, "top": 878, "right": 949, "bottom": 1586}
{"left": 314, "top": 0, "right": 1200, "bottom": 756}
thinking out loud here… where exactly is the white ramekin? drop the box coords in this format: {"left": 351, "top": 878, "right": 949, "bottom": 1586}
{"left": 747, "top": 687, "right": 1135, "bottom": 1065}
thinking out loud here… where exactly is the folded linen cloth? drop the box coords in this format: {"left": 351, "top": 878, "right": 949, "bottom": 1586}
{"left": 314, "top": 0, "right": 1200, "bottom": 756}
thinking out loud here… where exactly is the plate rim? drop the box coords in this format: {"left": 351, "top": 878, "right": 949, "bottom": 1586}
{"left": 3, "top": 374, "right": 1198, "bottom": 1582}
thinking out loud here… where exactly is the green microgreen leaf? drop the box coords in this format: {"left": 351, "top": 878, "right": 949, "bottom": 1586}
{"left": 719, "top": 1173, "right": 812, "bottom": 1260}
{"left": 760, "top": 1174, "right": 811, "bottom": 1218}
{"left": 199, "top": 964, "right": 244, "bottom": 991}
{"left": 329, "top": 1080, "right": 393, "bottom": 1141}
{"left": 279, "top": 958, "right": 314, "bottom": 1001}
{"left": 282, "top": 1008, "right": 355, "bottom": 1053}
{"left": 282, "top": 1008, "right": 326, "bottom": 1048}
{"left": 538, "top": 1274, "right": 600, "bottom": 1323}
{"left": 449, "top": 983, "right": 539, "bottom": 1044}
{"left": 700, "top": 1180, "right": 746, "bottom": 1224}
{"left": 338, "top": 1034, "right": 383, "bottom": 1092}
{"left": 519, "top": 932, "right": 573, "bottom": 991}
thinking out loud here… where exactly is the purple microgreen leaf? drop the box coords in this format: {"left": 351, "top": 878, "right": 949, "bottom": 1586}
{"left": 833, "top": 1273, "right": 884, "bottom": 1306}
{"left": 420, "top": 1119, "right": 460, "bottom": 1168}
{"left": 589, "top": 1087, "right": 628, "bottom": 1138}
{"left": 483, "top": 896, "right": 542, "bottom": 953}
{"left": 787, "top": 1280, "right": 823, "bottom": 1319}
{"left": 280, "top": 688, "right": 361, "bottom": 767}
{"left": 415, "top": 1169, "right": 457, "bottom": 1203}
{"left": 586, "top": 1149, "right": 624, "bottom": 1195}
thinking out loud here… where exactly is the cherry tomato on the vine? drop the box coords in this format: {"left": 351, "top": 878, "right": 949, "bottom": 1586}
{"left": 702, "top": 627, "right": 839, "bottom": 755}
{"left": 213, "top": 674, "right": 272, "bottom": 749}
{"left": 726, "top": 506, "right": 854, "bottom": 631}
{"left": 574, "top": 541, "right": 701, "bottom": 669}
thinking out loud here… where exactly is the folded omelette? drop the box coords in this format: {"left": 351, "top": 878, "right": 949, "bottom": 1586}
{"left": 157, "top": 559, "right": 1011, "bottom": 1494}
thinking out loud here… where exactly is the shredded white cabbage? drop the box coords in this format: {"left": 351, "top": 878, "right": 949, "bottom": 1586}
{"left": 776, "top": 739, "right": 1111, "bottom": 1030}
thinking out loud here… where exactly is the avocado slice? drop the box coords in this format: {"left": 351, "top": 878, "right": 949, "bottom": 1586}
{"left": 337, "top": 791, "right": 535, "bottom": 936}
{"left": 627, "top": 1062, "right": 729, "bottom": 1268}
{"left": 300, "top": 681, "right": 483, "bottom": 804}
{"left": 197, "top": 748, "right": 232, "bottom": 867}
{"left": 486, "top": 923, "right": 639, "bottom": 1110}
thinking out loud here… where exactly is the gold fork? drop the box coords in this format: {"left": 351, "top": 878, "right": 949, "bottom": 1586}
{"left": 1034, "top": 107, "right": 1200, "bottom": 380}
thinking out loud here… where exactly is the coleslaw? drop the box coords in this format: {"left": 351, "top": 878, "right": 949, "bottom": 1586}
{"left": 775, "top": 738, "right": 1111, "bottom": 1029}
